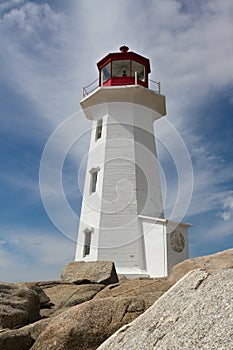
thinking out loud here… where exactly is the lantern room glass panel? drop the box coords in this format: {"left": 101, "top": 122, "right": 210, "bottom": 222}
{"left": 112, "top": 60, "right": 130, "bottom": 77}
{"left": 132, "top": 61, "right": 145, "bottom": 81}
{"left": 101, "top": 62, "right": 111, "bottom": 83}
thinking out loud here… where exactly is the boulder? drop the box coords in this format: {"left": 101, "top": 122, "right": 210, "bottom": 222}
{"left": 31, "top": 295, "right": 148, "bottom": 350}
{"left": 16, "top": 282, "right": 50, "bottom": 306}
{"left": 0, "top": 318, "right": 50, "bottom": 350}
{"left": 40, "top": 283, "right": 105, "bottom": 317}
{"left": 0, "top": 283, "right": 40, "bottom": 329}
{"left": 97, "top": 269, "right": 233, "bottom": 350}
{"left": 61, "top": 261, "right": 118, "bottom": 285}
{"left": 0, "top": 328, "right": 33, "bottom": 350}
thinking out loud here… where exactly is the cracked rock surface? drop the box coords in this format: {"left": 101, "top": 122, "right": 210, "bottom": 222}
{"left": 30, "top": 296, "right": 148, "bottom": 350}
{"left": 97, "top": 269, "right": 233, "bottom": 350}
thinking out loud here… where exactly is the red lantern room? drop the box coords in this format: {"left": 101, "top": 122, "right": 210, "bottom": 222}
{"left": 97, "top": 46, "right": 151, "bottom": 89}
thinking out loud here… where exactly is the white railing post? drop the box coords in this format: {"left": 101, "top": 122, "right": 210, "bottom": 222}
{"left": 135, "top": 71, "right": 138, "bottom": 85}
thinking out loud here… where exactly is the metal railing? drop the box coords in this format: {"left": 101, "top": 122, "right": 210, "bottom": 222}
{"left": 82, "top": 76, "right": 161, "bottom": 98}
{"left": 149, "top": 79, "right": 161, "bottom": 94}
{"left": 82, "top": 78, "right": 99, "bottom": 98}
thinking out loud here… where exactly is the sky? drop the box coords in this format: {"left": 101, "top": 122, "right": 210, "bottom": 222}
{"left": 0, "top": 0, "right": 233, "bottom": 282}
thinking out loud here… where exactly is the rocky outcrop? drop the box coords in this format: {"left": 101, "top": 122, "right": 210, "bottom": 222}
{"left": 0, "top": 250, "right": 232, "bottom": 349}
{"left": 0, "top": 283, "right": 40, "bottom": 329}
{"left": 97, "top": 269, "right": 233, "bottom": 350}
{"left": 61, "top": 261, "right": 119, "bottom": 285}
{"left": 31, "top": 296, "right": 148, "bottom": 350}
{"left": 94, "top": 277, "right": 172, "bottom": 307}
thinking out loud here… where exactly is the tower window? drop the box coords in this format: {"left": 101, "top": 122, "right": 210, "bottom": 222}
{"left": 95, "top": 119, "right": 103, "bottom": 140}
{"left": 90, "top": 169, "right": 99, "bottom": 193}
{"left": 83, "top": 228, "right": 92, "bottom": 257}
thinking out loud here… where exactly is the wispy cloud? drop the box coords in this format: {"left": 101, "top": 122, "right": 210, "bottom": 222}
{"left": 0, "top": 0, "right": 25, "bottom": 12}
{"left": 0, "top": 1, "right": 77, "bottom": 128}
{"left": 0, "top": 225, "right": 76, "bottom": 282}
{"left": 218, "top": 191, "right": 233, "bottom": 221}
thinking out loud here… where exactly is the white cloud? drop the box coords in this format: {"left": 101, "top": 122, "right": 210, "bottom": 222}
{"left": 1, "top": 1, "right": 63, "bottom": 39}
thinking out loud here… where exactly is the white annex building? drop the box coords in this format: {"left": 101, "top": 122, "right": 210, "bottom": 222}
{"left": 75, "top": 46, "right": 190, "bottom": 277}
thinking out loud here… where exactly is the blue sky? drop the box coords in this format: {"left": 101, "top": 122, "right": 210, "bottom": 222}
{"left": 0, "top": 0, "right": 233, "bottom": 282}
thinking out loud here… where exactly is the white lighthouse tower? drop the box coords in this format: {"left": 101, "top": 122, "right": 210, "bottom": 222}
{"left": 75, "top": 46, "right": 190, "bottom": 277}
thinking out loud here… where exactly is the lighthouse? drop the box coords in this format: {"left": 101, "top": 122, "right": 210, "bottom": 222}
{"left": 75, "top": 46, "right": 190, "bottom": 277}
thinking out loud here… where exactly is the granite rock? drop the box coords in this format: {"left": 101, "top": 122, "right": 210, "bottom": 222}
{"left": 98, "top": 269, "right": 233, "bottom": 350}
